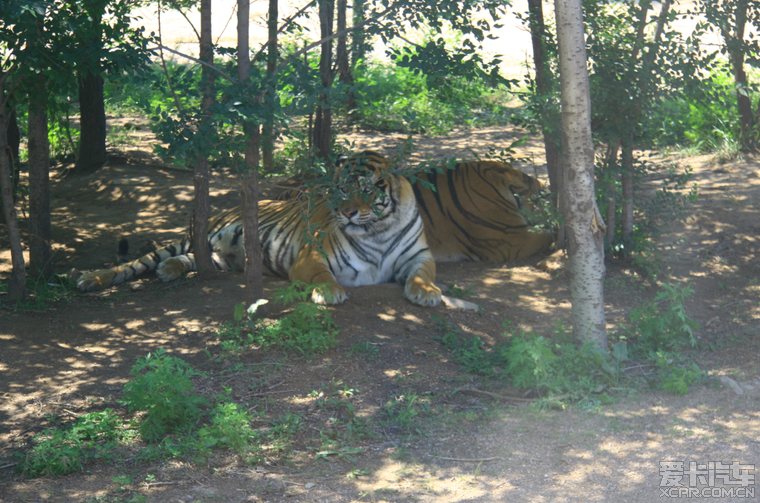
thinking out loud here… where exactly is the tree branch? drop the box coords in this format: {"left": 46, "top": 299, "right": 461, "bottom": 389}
{"left": 151, "top": 1, "right": 396, "bottom": 98}
{"left": 251, "top": 0, "right": 316, "bottom": 64}
{"left": 275, "top": 4, "right": 397, "bottom": 78}
{"left": 645, "top": 0, "right": 673, "bottom": 67}
{"left": 166, "top": 0, "right": 201, "bottom": 42}
{"left": 157, "top": 0, "right": 185, "bottom": 113}
{"left": 630, "top": 3, "right": 648, "bottom": 62}
{"left": 395, "top": 33, "right": 424, "bottom": 50}
{"left": 149, "top": 44, "right": 237, "bottom": 83}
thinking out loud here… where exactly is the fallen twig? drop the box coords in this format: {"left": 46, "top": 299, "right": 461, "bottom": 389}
{"left": 145, "top": 480, "right": 187, "bottom": 488}
{"left": 456, "top": 388, "right": 537, "bottom": 402}
{"left": 281, "top": 479, "right": 305, "bottom": 486}
{"left": 243, "top": 389, "right": 297, "bottom": 399}
{"left": 382, "top": 428, "right": 398, "bottom": 448}
{"left": 267, "top": 379, "right": 286, "bottom": 389}
{"left": 428, "top": 454, "right": 503, "bottom": 462}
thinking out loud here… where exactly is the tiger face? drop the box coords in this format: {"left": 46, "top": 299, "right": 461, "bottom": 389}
{"left": 333, "top": 166, "right": 394, "bottom": 231}
{"left": 75, "top": 153, "right": 441, "bottom": 307}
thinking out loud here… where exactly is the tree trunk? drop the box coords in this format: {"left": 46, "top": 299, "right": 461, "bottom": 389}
{"left": 238, "top": 0, "right": 264, "bottom": 304}
{"left": 604, "top": 141, "right": 619, "bottom": 247}
{"left": 73, "top": 71, "right": 107, "bottom": 175}
{"left": 0, "top": 78, "right": 26, "bottom": 301}
{"left": 261, "top": 0, "right": 278, "bottom": 172}
{"left": 242, "top": 125, "right": 263, "bottom": 306}
{"left": 351, "top": 0, "right": 365, "bottom": 69}
{"left": 1, "top": 99, "right": 19, "bottom": 221}
{"left": 6, "top": 101, "right": 19, "bottom": 192}
{"left": 554, "top": 0, "right": 607, "bottom": 349}
{"left": 27, "top": 78, "right": 52, "bottom": 278}
{"left": 614, "top": 0, "right": 670, "bottom": 243}
{"left": 527, "top": 0, "right": 560, "bottom": 202}
{"left": 337, "top": 0, "right": 356, "bottom": 123}
{"left": 756, "top": 96, "right": 760, "bottom": 145}
{"left": 620, "top": 136, "right": 634, "bottom": 238}
{"left": 192, "top": 0, "right": 216, "bottom": 276}
{"left": 732, "top": 51, "right": 754, "bottom": 141}
{"left": 313, "top": 0, "right": 334, "bottom": 162}
{"left": 726, "top": 0, "right": 754, "bottom": 143}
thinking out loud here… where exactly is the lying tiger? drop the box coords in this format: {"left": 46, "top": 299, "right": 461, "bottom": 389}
{"left": 280, "top": 151, "right": 554, "bottom": 263}
{"left": 76, "top": 152, "right": 442, "bottom": 307}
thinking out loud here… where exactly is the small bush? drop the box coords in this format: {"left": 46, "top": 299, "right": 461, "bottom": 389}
{"left": 614, "top": 283, "right": 704, "bottom": 395}
{"left": 504, "top": 325, "right": 616, "bottom": 403}
{"left": 216, "top": 282, "right": 339, "bottom": 358}
{"left": 121, "top": 348, "right": 208, "bottom": 443}
{"left": 432, "top": 316, "right": 511, "bottom": 376}
{"left": 18, "top": 409, "right": 122, "bottom": 477}
{"left": 255, "top": 301, "right": 338, "bottom": 356}
{"left": 618, "top": 283, "right": 699, "bottom": 352}
{"left": 381, "top": 390, "right": 430, "bottom": 433}
{"left": 352, "top": 57, "right": 511, "bottom": 135}
{"left": 656, "top": 354, "right": 705, "bottom": 396}
{"left": 648, "top": 62, "right": 758, "bottom": 152}
{"left": 198, "top": 399, "right": 261, "bottom": 463}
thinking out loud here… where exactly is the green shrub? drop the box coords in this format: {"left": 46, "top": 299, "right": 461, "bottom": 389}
{"left": 648, "top": 63, "right": 758, "bottom": 151}
{"left": 618, "top": 283, "right": 699, "bottom": 353}
{"left": 18, "top": 409, "right": 122, "bottom": 477}
{"left": 381, "top": 390, "right": 430, "bottom": 433}
{"left": 216, "top": 282, "right": 338, "bottom": 358}
{"left": 352, "top": 57, "right": 511, "bottom": 135}
{"left": 614, "top": 283, "right": 704, "bottom": 395}
{"left": 656, "top": 354, "right": 705, "bottom": 395}
{"left": 198, "top": 399, "right": 261, "bottom": 463}
{"left": 255, "top": 300, "right": 338, "bottom": 356}
{"left": 432, "top": 316, "right": 511, "bottom": 376}
{"left": 504, "top": 325, "right": 616, "bottom": 403}
{"left": 121, "top": 349, "right": 208, "bottom": 443}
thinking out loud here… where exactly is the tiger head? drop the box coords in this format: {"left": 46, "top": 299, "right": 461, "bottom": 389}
{"left": 331, "top": 152, "right": 413, "bottom": 235}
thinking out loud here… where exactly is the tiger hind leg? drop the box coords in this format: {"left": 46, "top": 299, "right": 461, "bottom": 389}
{"left": 77, "top": 242, "right": 189, "bottom": 292}
{"left": 156, "top": 254, "right": 196, "bottom": 282}
{"left": 77, "top": 251, "right": 165, "bottom": 291}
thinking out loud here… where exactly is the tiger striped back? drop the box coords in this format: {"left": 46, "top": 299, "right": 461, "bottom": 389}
{"left": 411, "top": 160, "right": 553, "bottom": 262}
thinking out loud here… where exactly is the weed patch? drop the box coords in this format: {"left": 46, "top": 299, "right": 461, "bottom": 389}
{"left": 122, "top": 348, "right": 207, "bottom": 443}
{"left": 17, "top": 409, "right": 122, "bottom": 477}
{"left": 434, "top": 283, "right": 705, "bottom": 408}
{"left": 215, "top": 282, "right": 338, "bottom": 358}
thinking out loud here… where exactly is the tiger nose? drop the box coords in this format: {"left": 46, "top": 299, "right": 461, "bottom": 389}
{"left": 342, "top": 209, "right": 358, "bottom": 219}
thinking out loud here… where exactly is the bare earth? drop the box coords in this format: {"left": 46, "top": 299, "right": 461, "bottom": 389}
{"left": 1, "top": 119, "right": 760, "bottom": 502}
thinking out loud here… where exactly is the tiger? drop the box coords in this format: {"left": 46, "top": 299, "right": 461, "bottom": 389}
{"left": 279, "top": 152, "right": 554, "bottom": 263}
{"left": 75, "top": 152, "right": 442, "bottom": 307}
{"left": 410, "top": 159, "right": 554, "bottom": 262}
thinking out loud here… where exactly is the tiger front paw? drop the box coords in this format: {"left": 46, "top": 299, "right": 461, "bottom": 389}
{"left": 77, "top": 269, "right": 117, "bottom": 292}
{"left": 156, "top": 256, "right": 193, "bottom": 282}
{"left": 311, "top": 283, "right": 348, "bottom": 304}
{"left": 404, "top": 277, "right": 442, "bottom": 307}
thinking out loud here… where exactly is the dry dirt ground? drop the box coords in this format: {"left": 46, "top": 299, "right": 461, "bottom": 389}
{"left": 1, "top": 119, "right": 760, "bottom": 503}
